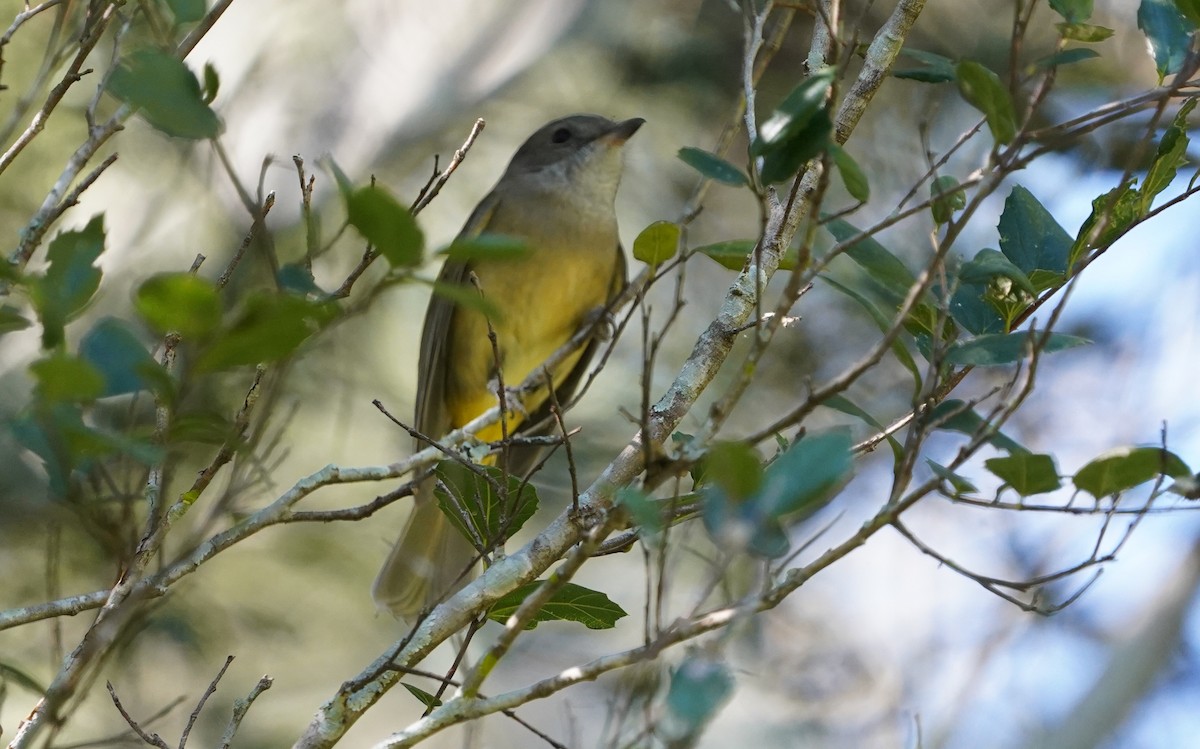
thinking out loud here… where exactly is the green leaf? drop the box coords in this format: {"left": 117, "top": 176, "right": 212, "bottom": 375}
{"left": 677, "top": 147, "right": 748, "bottom": 187}
{"left": 893, "top": 48, "right": 957, "bottom": 83}
{"left": 615, "top": 486, "right": 664, "bottom": 537}
{"left": 1138, "top": 0, "right": 1196, "bottom": 77}
{"left": 757, "top": 110, "right": 833, "bottom": 184}
{"left": 829, "top": 144, "right": 869, "bottom": 202}
{"left": 1070, "top": 179, "right": 1139, "bottom": 265}
{"left": 985, "top": 453, "right": 1062, "bottom": 495}
{"left": 1056, "top": 22, "right": 1117, "bottom": 42}
{"left": 323, "top": 156, "right": 355, "bottom": 199}
{"left": 345, "top": 185, "right": 424, "bottom": 267}
{"left": 633, "top": 220, "right": 681, "bottom": 266}
{"left": 442, "top": 234, "right": 530, "bottom": 262}
{"left": 426, "top": 278, "right": 502, "bottom": 321}
{"left": 955, "top": 61, "right": 1018, "bottom": 145}
{"left": 1074, "top": 446, "right": 1191, "bottom": 497}
{"left": 1032, "top": 48, "right": 1101, "bottom": 71}
{"left": 930, "top": 175, "right": 966, "bottom": 224}
{"left": 276, "top": 263, "right": 324, "bottom": 296}
{"left": 751, "top": 68, "right": 835, "bottom": 156}
{"left": 201, "top": 62, "right": 220, "bottom": 105}
{"left": 955, "top": 249, "right": 1042, "bottom": 331}
{"left": 959, "top": 248, "right": 1036, "bottom": 296}
{"left": 823, "top": 394, "right": 904, "bottom": 462}
{"left": 134, "top": 273, "right": 221, "bottom": 339}
{"left": 1140, "top": 98, "right": 1195, "bottom": 212}
{"left": 196, "top": 293, "right": 333, "bottom": 371}
{"left": 11, "top": 405, "right": 165, "bottom": 498}
{"left": 9, "top": 410, "right": 65, "bottom": 496}
{"left": 893, "top": 68, "right": 956, "bottom": 83}
{"left": 758, "top": 430, "right": 853, "bottom": 517}
{"left": 166, "top": 0, "right": 206, "bottom": 23}
{"left": 169, "top": 411, "right": 237, "bottom": 445}
{"left": 702, "top": 433, "right": 851, "bottom": 559}
{"left": 694, "top": 240, "right": 802, "bottom": 272}
{"left": 946, "top": 331, "right": 1089, "bottom": 366}
{"left": 1049, "top": 0, "right": 1094, "bottom": 22}
{"left": 695, "top": 441, "right": 763, "bottom": 500}
{"left": 695, "top": 240, "right": 757, "bottom": 271}
{"left": 665, "top": 657, "right": 735, "bottom": 740}
{"left": 927, "top": 459, "right": 979, "bottom": 494}
{"left": 487, "top": 582, "right": 627, "bottom": 629}
{"left": 30, "top": 354, "right": 105, "bottom": 402}
{"left": 435, "top": 461, "right": 538, "bottom": 547}
{"left": 822, "top": 276, "right": 922, "bottom": 392}
{"left": 824, "top": 218, "right": 919, "bottom": 306}
{"left": 998, "top": 186, "right": 1072, "bottom": 275}
{"left": 929, "top": 400, "right": 1027, "bottom": 454}
{"left": 0, "top": 660, "right": 48, "bottom": 697}
{"left": 107, "top": 49, "right": 220, "bottom": 139}
{"left": 32, "top": 216, "right": 106, "bottom": 349}
{"left": 401, "top": 683, "right": 442, "bottom": 709}
{"left": 79, "top": 317, "right": 161, "bottom": 397}
{"left": 948, "top": 280, "right": 1005, "bottom": 335}
{"left": 0, "top": 305, "right": 31, "bottom": 335}
{"left": 1177, "top": 0, "right": 1200, "bottom": 26}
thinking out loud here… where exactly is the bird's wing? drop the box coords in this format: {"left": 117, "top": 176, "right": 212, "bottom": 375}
{"left": 413, "top": 190, "right": 501, "bottom": 441}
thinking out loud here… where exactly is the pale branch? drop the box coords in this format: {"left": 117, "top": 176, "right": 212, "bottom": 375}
{"left": 0, "top": 1, "right": 67, "bottom": 53}
{"left": 739, "top": 0, "right": 771, "bottom": 166}
{"left": 372, "top": 606, "right": 746, "bottom": 749}
{"left": 179, "top": 655, "right": 235, "bottom": 749}
{"left": 0, "top": 466, "right": 422, "bottom": 632}
{"left": 217, "top": 675, "right": 274, "bottom": 749}
{"left": 696, "top": 165, "right": 829, "bottom": 444}
{"left": 0, "top": 1, "right": 117, "bottom": 178}
{"left": 216, "top": 192, "right": 276, "bottom": 289}
{"left": 144, "top": 331, "right": 180, "bottom": 529}
{"left": 459, "top": 512, "right": 622, "bottom": 699}
{"left": 0, "top": 1, "right": 75, "bottom": 145}
{"left": 10, "top": 104, "right": 127, "bottom": 267}
{"left": 411, "top": 117, "right": 486, "bottom": 213}
{"left": 835, "top": 0, "right": 927, "bottom": 144}
{"left": 176, "top": 0, "right": 236, "bottom": 58}
{"left": 0, "top": 589, "right": 110, "bottom": 631}
{"left": 106, "top": 681, "right": 171, "bottom": 749}
{"left": 806, "top": 0, "right": 839, "bottom": 73}
{"left": 9, "top": 0, "right": 248, "bottom": 272}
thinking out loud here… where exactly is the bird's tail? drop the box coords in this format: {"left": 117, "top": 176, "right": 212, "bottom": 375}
{"left": 371, "top": 486, "right": 476, "bottom": 620}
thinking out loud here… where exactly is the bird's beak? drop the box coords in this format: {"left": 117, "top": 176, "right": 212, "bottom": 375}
{"left": 600, "top": 117, "right": 645, "bottom": 146}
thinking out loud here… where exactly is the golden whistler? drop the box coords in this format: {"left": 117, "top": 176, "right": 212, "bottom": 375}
{"left": 373, "top": 115, "right": 644, "bottom": 618}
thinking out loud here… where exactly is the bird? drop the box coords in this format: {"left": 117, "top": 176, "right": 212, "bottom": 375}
{"left": 372, "top": 114, "right": 644, "bottom": 619}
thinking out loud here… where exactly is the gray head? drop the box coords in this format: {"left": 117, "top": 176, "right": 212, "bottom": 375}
{"left": 501, "top": 115, "right": 644, "bottom": 194}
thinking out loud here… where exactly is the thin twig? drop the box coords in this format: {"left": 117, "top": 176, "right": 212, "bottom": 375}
{"left": 106, "top": 681, "right": 171, "bottom": 749}
{"left": 0, "top": 0, "right": 116, "bottom": 178}
{"left": 411, "top": 118, "right": 486, "bottom": 214}
{"left": 217, "top": 675, "right": 274, "bottom": 749}
{"left": 179, "top": 655, "right": 235, "bottom": 748}
{"left": 216, "top": 193, "right": 275, "bottom": 289}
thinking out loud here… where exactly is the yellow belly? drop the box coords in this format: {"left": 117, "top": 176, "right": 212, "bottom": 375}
{"left": 443, "top": 212, "right": 620, "bottom": 442}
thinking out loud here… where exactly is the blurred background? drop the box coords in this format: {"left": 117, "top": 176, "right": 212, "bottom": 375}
{"left": 1, "top": 0, "right": 1198, "bottom": 747}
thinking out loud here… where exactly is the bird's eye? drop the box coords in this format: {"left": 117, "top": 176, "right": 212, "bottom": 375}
{"left": 551, "top": 127, "right": 572, "bottom": 144}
